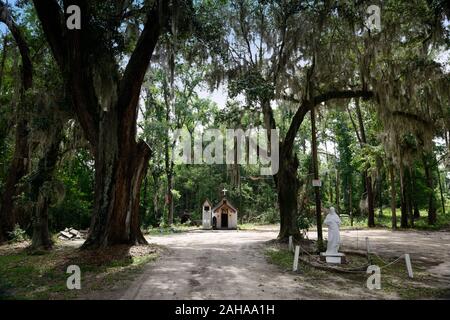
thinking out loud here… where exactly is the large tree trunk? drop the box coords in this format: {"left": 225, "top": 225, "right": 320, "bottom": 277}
{"left": 151, "top": 171, "right": 161, "bottom": 226}
{"left": 310, "top": 105, "right": 323, "bottom": 245}
{"left": 436, "top": 166, "right": 446, "bottom": 217}
{"left": 31, "top": 194, "right": 52, "bottom": 250}
{"left": 266, "top": 91, "right": 373, "bottom": 242}
{"left": 399, "top": 163, "right": 409, "bottom": 228}
{"left": 33, "top": 0, "right": 168, "bottom": 249}
{"left": 354, "top": 99, "right": 375, "bottom": 227}
{"left": 349, "top": 181, "right": 353, "bottom": 226}
{"left": 166, "top": 169, "right": 174, "bottom": 225}
{"left": 335, "top": 171, "right": 340, "bottom": 213}
{"left": 0, "top": 4, "right": 33, "bottom": 241}
{"left": 276, "top": 149, "right": 301, "bottom": 241}
{"left": 82, "top": 111, "right": 151, "bottom": 248}
{"left": 377, "top": 172, "right": 383, "bottom": 219}
{"left": 411, "top": 168, "right": 420, "bottom": 220}
{"left": 423, "top": 155, "right": 437, "bottom": 224}
{"left": 143, "top": 174, "right": 148, "bottom": 217}
{"left": 0, "top": 117, "right": 29, "bottom": 240}
{"left": 408, "top": 168, "right": 415, "bottom": 227}
{"left": 389, "top": 165, "right": 397, "bottom": 229}
{"left": 29, "top": 129, "right": 62, "bottom": 250}
{"left": 366, "top": 173, "right": 375, "bottom": 227}
{"left": 401, "top": 166, "right": 415, "bottom": 228}
{"left": 83, "top": 136, "right": 150, "bottom": 248}
{"left": 328, "top": 173, "right": 333, "bottom": 204}
{"left": 0, "top": 36, "right": 8, "bottom": 92}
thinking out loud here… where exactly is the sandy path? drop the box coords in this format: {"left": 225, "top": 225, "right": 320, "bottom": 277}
{"left": 116, "top": 226, "right": 450, "bottom": 300}
{"left": 318, "top": 228, "right": 450, "bottom": 280}
{"left": 121, "top": 229, "right": 317, "bottom": 299}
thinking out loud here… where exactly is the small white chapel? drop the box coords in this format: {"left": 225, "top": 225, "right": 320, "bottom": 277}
{"left": 202, "top": 189, "right": 238, "bottom": 230}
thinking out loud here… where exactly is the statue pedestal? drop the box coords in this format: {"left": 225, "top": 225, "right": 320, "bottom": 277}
{"left": 320, "top": 252, "right": 346, "bottom": 264}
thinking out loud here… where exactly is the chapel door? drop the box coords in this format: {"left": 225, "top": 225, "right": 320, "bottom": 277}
{"left": 221, "top": 209, "right": 228, "bottom": 228}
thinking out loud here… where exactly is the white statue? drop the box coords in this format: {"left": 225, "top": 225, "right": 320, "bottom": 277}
{"left": 324, "top": 207, "right": 341, "bottom": 254}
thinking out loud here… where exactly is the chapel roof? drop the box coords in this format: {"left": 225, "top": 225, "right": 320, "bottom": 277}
{"left": 203, "top": 199, "right": 213, "bottom": 207}
{"left": 212, "top": 198, "right": 238, "bottom": 213}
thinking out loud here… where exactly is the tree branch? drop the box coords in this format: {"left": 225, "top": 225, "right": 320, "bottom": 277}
{"left": 391, "top": 110, "right": 431, "bottom": 126}
{"left": 32, "top": 0, "right": 66, "bottom": 68}
{"left": 346, "top": 105, "right": 362, "bottom": 145}
{"left": 34, "top": 0, "right": 101, "bottom": 147}
{"left": 0, "top": 1, "right": 32, "bottom": 89}
{"left": 313, "top": 90, "right": 374, "bottom": 105}
{"left": 117, "top": 0, "right": 169, "bottom": 140}
{"left": 283, "top": 89, "right": 374, "bottom": 156}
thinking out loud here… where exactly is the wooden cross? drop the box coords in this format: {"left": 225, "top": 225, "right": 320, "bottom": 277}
{"left": 222, "top": 188, "right": 228, "bottom": 197}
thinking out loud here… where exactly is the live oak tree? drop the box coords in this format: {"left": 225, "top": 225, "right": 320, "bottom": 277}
{"left": 32, "top": 0, "right": 174, "bottom": 248}
{"left": 0, "top": 0, "right": 447, "bottom": 248}
{"left": 0, "top": 1, "right": 75, "bottom": 249}
{"left": 26, "top": 57, "right": 71, "bottom": 250}
{"left": 347, "top": 99, "right": 376, "bottom": 227}
{"left": 204, "top": 0, "right": 450, "bottom": 240}
{"left": 366, "top": 0, "right": 450, "bottom": 227}
{"left": 285, "top": 0, "right": 448, "bottom": 234}
{"left": 143, "top": 55, "right": 211, "bottom": 225}
{"left": 211, "top": 1, "right": 374, "bottom": 240}
{"left": 333, "top": 111, "right": 357, "bottom": 218}
{"left": 0, "top": 0, "right": 33, "bottom": 242}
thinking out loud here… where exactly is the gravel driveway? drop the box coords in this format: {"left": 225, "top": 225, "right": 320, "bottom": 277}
{"left": 116, "top": 226, "right": 450, "bottom": 300}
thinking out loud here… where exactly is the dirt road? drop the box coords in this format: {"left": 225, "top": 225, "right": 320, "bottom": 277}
{"left": 121, "top": 228, "right": 307, "bottom": 299}
{"left": 118, "top": 226, "right": 450, "bottom": 300}
{"left": 332, "top": 228, "right": 450, "bottom": 279}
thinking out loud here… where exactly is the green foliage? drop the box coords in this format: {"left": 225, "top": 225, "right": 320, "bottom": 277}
{"left": 297, "top": 213, "right": 314, "bottom": 232}
{"left": 228, "top": 69, "right": 275, "bottom": 103}
{"left": 333, "top": 111, "right": 357, "bottom": 212}
{"left": 48, "top": 151, "right": 94, "bottom": 231}
{"left": 0, "top": 245, "right": 158, "bottom": 299}
{"left": 7, "top": 224, "right": 28, "bottom": 243}
{"left": 0, "top": 0, "right": 448, "bottom": 241}
{"left": 146, "top": 223, "right": 198, "bottom": 236}
{"left": 265, "top": 247, "right": 294, "bottom": 271}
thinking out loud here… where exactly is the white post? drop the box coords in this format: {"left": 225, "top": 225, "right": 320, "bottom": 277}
{"left": 356, "top": 229, "right": 359, "bottom": 250}
{"left": 293, "top": 245, "right": 300, "bottom": 272}
{"left": 289, "top": 236, "right": 293, "bottom": 252}
{"left": 365, "top": 237, "right": 371, "bottom": 254}
{"left": 404, "top": 254, "right": 413, "bottom": 278}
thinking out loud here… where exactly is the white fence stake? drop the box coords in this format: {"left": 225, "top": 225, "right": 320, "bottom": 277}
{"left": 293, "top": 245, "right": 300, "bottom": 272}
{"left": 289, "top": 236, "right": 293, "bottom": 252}
{"left": 404, "top": 254, "right": 414, "bottom": 278}
{"left": 365, "top": 237, "right": 371, "bottom": 254}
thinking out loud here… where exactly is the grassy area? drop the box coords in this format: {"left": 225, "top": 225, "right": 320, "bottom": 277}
{"left": 265, "top": 247, "right": 295, "bottom": 270}
{"left": 146, "top": 222, "right": 273, "bottom": 233}
{"left": 0, "top": 241, "right": 160, "bottom": 300}
{"left": 145, "top": 224, "right": 200, "bottom": 236}
{"left": 339, "top": 205, "right": 450, "bottom": 230}
{"left": 265, "top": 245, "right": 450, "bottom": 299}
{"left": 237, "top": 222, "right": 270, "bottom": 230}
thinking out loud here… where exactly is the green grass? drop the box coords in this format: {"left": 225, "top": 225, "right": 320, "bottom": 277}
{"left": 237, "top": 222, "right": 270, "bottom": 230}
{"left": 146, "top": 224, "right": 199, "bottom": 236}
{"left": 147, "top": 222, "right": 273, "bottom": 234}
{"left": 338, "top": 205, "right": 450, "bottom": 230}
{"left": 0, "top": 243, "right": 159, "bottom": 300}
{"left": 265, "top": 247, "right": 295, "bottom": 270}
{"left": 264, "top": 244, "right": 450, "bottom": 299}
